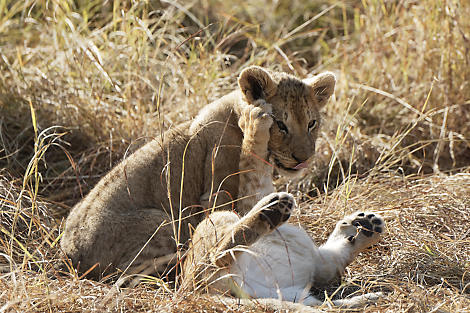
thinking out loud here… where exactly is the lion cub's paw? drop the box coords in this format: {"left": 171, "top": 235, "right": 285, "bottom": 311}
{"left": 335, "top": 212, "right": 385, "bottom": 250}
{"left": 255, "top": 192, "right": 294, "bottom": 230}
{"left": 238, "top": 100, "right": 273, "bottom": 135}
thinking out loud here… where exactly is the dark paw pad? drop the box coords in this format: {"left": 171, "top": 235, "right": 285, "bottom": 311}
{"left": 259, "top": 193, "right": 294, "bottom": 229}
{"left": 372, "top": 218, "right": 382, "bottom": 225}
{"left": 260, "top": 209, "right": 283, "bottom": 228}
{"left": 351, "top": 212, "right": 384, "bottom": 237}
{"left": 352, "top": 217, "right": 374, "bottom": 237}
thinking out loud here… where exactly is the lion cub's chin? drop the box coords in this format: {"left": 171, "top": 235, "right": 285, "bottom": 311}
{"left": 276, "top": 167, "right": 308, "bottom": 178}
{"left": 271, "top": 157, "right": 310, "bottom": 178}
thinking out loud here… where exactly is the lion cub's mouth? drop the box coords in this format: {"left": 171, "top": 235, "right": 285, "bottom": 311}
{"left": 273, "top": 157, "right": 307, "bottom": 173}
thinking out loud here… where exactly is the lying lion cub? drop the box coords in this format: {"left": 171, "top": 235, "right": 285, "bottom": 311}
{"left": 184, "top": 191, "right": 385, "bottom": 307}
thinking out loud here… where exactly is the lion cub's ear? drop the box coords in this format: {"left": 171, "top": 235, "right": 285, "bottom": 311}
{"left": 238, "top": 66, "right": 277, "bottom": 104}
{"left": 303, "top": 72, "right": 336, "bottom": 108}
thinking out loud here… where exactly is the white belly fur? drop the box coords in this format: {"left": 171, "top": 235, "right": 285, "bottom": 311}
{"left": 230, "top": 224, "right": 320, "bottom": 302}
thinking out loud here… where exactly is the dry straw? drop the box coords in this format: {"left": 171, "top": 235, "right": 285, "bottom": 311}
{"left": 1, "top": 0, "right": 469, "bottom": 312}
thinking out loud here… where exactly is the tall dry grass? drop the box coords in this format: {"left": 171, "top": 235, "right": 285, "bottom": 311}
{"left": 0, "top": 0, "right": 469, "bottom": 312}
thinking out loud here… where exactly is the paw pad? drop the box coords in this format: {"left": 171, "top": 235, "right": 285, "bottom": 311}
{"left": 258, "top": 192, "right": 294, "bottom": 229}
{"left": 350, "top": 212, "right": 384, "bottom": 237}
{"left": 336, "top": 211, "right": 385, "bottom": 246}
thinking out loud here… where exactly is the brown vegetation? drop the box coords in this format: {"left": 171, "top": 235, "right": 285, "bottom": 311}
{"left": 1, "top": 0, "right": 469, "bottom": 312}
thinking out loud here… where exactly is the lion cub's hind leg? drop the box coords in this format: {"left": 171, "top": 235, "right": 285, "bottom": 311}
{"left": 313, "top": 212, "right": 386, "bottom": 307}
{"left": 329, "top": 211, "right": 385, "bottom": 251}
{"left": 183, "top": 192, "right": 294, "bottom": 292}
{"left": 316, "top": 212, "right": 385, "bottom": 282}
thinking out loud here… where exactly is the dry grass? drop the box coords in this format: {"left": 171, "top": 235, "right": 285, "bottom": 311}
{"left": 1, "top": 0, "right": 469, "bottom": 312}
{"left": 293, "top": 172, "right": 470, "bottom": 312}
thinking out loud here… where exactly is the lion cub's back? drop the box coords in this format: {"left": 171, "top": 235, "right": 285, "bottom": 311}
{"left": 61, "top": 122, "right": 207, "bottom": 267}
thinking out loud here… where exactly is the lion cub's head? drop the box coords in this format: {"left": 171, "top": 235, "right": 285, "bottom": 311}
{"left": 238, "top": 66, "right": 336, "bottom": 177}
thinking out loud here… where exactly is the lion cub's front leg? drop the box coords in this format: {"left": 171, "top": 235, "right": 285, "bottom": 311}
{"left": 237, "top": 100, "right": 275, "bottom": 215}
{"left": 182, "top": 192, "right": 294, "bottom": 292}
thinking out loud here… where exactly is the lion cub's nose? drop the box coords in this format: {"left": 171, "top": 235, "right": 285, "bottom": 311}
{"left": 291, "top": 153, "right": 309, "bottom": 170}
{"left": 291, "top": 153, "right": 308, "bottom": 163}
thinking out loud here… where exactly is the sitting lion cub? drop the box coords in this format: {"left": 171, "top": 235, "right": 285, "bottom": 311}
{"left": 61, "top": 66, "right": 336, "bottom": 281}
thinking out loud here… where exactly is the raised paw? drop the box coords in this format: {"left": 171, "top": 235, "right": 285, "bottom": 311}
{"left": 255, "top": 192, "right": 294, "bottom": 230}
{"left": 238, "top": 100, "right": 273, "bottom": 136}
{"left": 333, "top": 212, "right": 385, "bottom": 251}
{"left": 210, "top": 192, "right": 295, "bottom": 268}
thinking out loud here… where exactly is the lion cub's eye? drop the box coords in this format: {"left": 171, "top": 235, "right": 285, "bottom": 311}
{"left": 308, "top": 119, "right": 317, "bottom": 131}
{"left": 276, "top": 120, "right": 289, "bottom": 134}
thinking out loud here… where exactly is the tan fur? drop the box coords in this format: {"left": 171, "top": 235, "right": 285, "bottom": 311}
{"left": 60, "top": 66, "right": 336, "bottom": 284}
